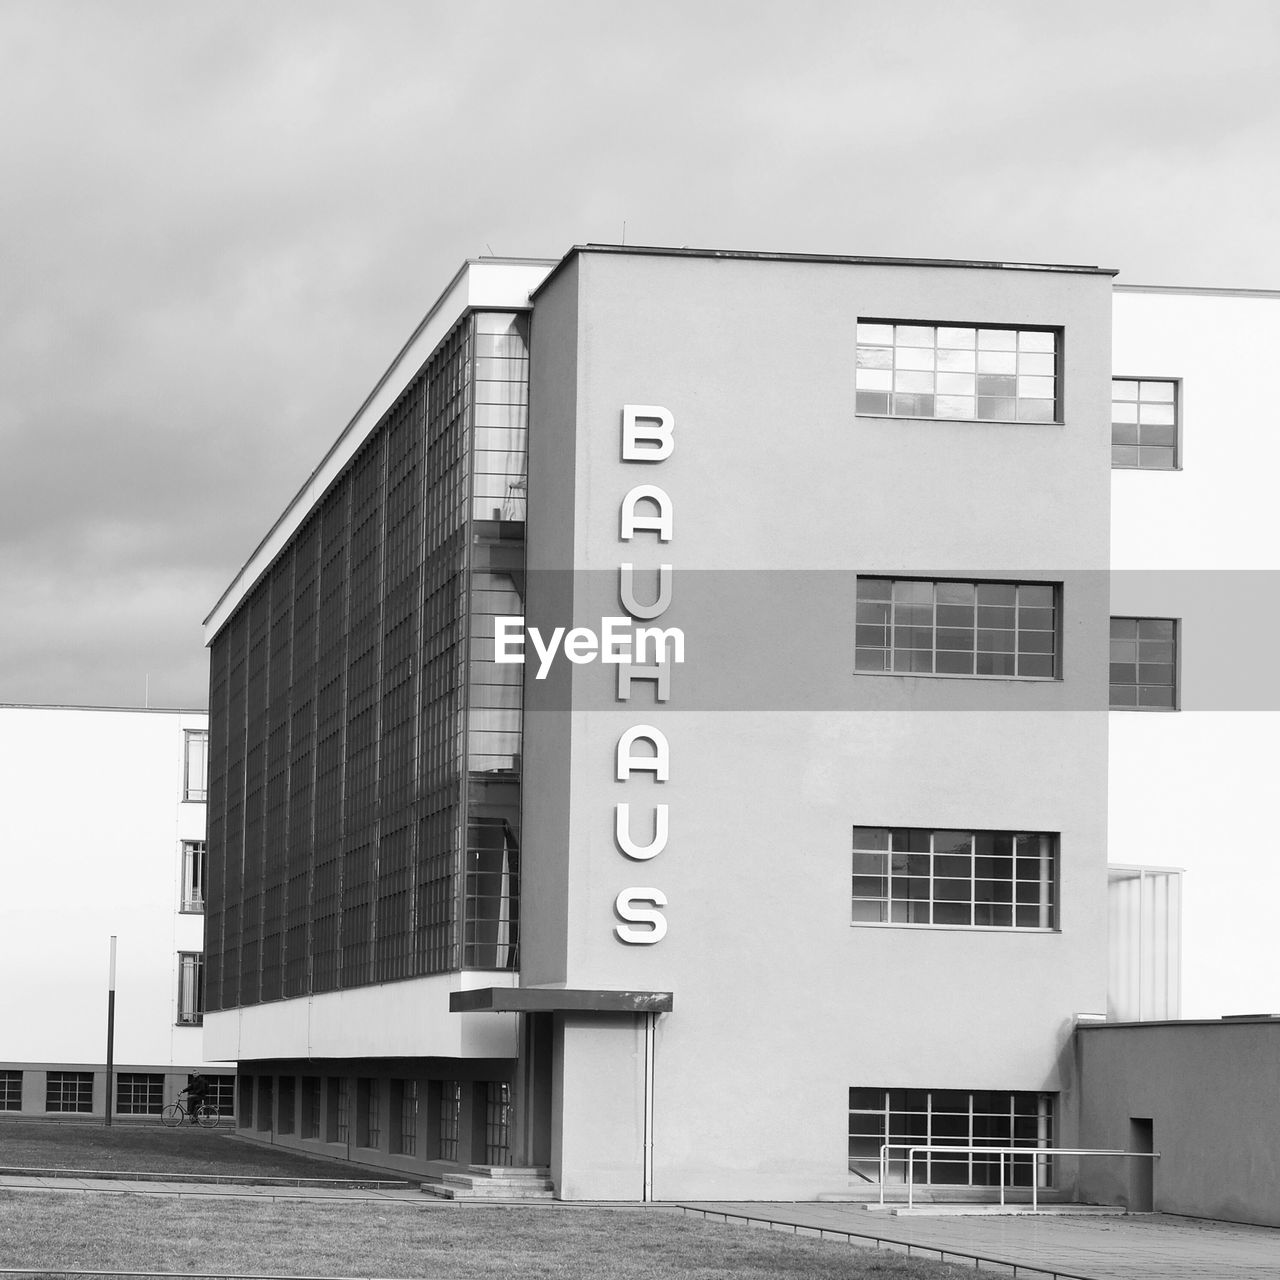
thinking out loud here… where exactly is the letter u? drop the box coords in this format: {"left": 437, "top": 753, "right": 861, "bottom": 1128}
{"left": 615, "top": 803, "right": 669, "bottom": 861}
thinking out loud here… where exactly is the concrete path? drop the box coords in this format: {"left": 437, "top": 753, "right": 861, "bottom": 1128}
{"left": 4, "top": 1175, "right": 1280, "bottom": 1277}
{"left": 677, "top": 1200, "right": 1280, "bottom": 1280}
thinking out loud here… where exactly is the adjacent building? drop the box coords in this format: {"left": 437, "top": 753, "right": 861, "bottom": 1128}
{"left": 0, "top": 705, "right": 231, "bottom": 1118}
{"left": 200, "top": 247, "right": 1278, "bottom": 1207}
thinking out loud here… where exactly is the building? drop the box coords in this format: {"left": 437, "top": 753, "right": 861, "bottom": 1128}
{"left": 201, "top": 247, "right": 1278, "bottom": 1207}
{"left": 0, "top": 705, "right": 231, "bottom": 1119}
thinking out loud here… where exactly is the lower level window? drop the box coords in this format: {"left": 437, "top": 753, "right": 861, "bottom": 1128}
{"left": 206, "top": 1075, "right": 234, "bottom": 1116}
{"left": 438, "top": 1080, "right": 461, "bottom": 1161}
{"left": 1, "top": 1070, "right": 22, "bottom": 1110}
{"left": 46, "top": 1071, "right": 94, "bottom": 1113}
{"left": 849, "top": 1088, "right": 1054, "bottom": 1186}
{"left": 853, "top": 826, "right": 1056, "bottom": 928}
{"left": 116, "top": 1073, "right": 163, "bottom": 1115}
{"left": 484, "top": 1082, "right": 512, "bottom": 1167}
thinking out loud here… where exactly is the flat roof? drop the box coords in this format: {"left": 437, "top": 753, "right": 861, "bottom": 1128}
{"left": 530, "top": 242, "right": 1119, "bottom": 299}
{"left": 203, "top": 257, "right": 556, "bottom": 641}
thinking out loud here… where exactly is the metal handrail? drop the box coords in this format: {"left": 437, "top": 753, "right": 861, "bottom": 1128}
{"left": 877, "top": 1143, "right": 1160, "bottom": 1210}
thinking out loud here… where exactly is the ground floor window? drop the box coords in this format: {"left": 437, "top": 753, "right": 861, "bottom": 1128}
{"left": 849, "top": 1088, "right": 1054, "bottom": 1186}
{"left": 301, "top": 1076, "right": 321, "bottom": 1138}
{"left": 46, "top": 1071, "right": 94, "bottom": 1113}
{"left": 278, "top": 1075, "right": 296, "bottom": 1134}
{"left": 396, "top": 1080, "right": 418, "bottom": 1157}
{"left": 484, "top": 1081, "right": 512, "bottom": 1166}
{"left": 206, "top": 1075, "right": 235, "bottom": 1116}
{"left": 438, "top": 1080, "right": 461, "bottom": 1161}
{"left": 329, "top": 1077, "right": 349, "bottom": 1143}
{"left": 1, "top": 1070, "right": 22, "bottom": 1110}
{"left": 116, "top": 1073, "right": 163, "bottom": 1115}
{"left": 358, "top": 1078, "right": 380, "bottom": 1148}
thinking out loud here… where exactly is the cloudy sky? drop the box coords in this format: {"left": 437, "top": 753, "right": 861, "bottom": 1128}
{"left": 2, "top": 0, "right": 1278, "bottom": 709}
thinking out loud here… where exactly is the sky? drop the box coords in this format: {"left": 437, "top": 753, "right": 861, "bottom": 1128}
{"left": 2, "top": 0, "right": 1278, "bottom": 710}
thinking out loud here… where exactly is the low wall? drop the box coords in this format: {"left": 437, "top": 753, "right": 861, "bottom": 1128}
{"left": 1077, "top": 1018, "right": 1280, "bottom": 1226}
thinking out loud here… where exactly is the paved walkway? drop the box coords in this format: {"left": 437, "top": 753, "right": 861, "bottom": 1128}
{"left": 4, "top": 1175, "right": 1280, "bottom": 1278}
{"left": 677, "top": 1201, "right": 1280, "bottom": 1280}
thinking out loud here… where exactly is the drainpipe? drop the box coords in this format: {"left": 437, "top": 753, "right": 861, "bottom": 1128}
{"left": 643, "top": 1012, "right": 655, "bottom": 1201}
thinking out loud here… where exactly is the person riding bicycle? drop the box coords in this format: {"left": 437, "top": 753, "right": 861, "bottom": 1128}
{"left": 179, "top": 1074, "right": 213, "bottom": 1123}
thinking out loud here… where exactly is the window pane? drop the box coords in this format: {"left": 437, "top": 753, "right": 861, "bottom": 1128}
{"left": 859, "top": 322, "right": 1056, "bottom": 421}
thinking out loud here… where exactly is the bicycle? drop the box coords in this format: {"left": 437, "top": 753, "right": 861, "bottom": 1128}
{"left": 161, "top": 1098, "right": 221, "bottom": 1128}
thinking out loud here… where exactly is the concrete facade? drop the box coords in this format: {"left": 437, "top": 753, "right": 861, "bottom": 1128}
{"left": 520, "top": 249, "right": 1114, "bottom": 1199}
{"left": 0, "top": 705, "right": 231, "bottom": 1117}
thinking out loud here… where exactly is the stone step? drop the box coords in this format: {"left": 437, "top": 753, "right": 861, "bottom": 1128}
{"left": 421, "top": 1165, "right": 555, "bottom": 1200}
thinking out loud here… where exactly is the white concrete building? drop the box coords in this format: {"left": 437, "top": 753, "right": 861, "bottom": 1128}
{"left": 0, "top": 705, "right": 231, "bottom": 1117}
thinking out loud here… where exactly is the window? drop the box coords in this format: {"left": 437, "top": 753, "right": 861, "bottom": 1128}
{"left": 116, "top": 1073, "right": 163, "bottom": 1116}
{"left": 183, "top": 730, "right": 208, "bottom": 802}
{"left": 330, "top": 1077, "right": 350, "bottom": 1143}
{"left": 181, "top": 841, "right": 206, "bottom": 912}
{"left": 1112, "top": 379, "right": 1177, "bottom": 469}
{"left": 357, "top": 1077, "right": 380, "bottom": 1148}
{"left": 205, "top": 1075, "right": 234, "bottom": 1117}
{"left": 1, "top": 1070, "right": 22, "bottom": 1111}
{"left": 484, "top": 1082, "right": 513, "bottom": 1166}
{"left": 856, "top": 322, "right": 1058, "bottom": 423}
{"left": 855, "top": 578, "right": 1058, "bottom": 678}
{"left": 177, "top": 952, "right": 204, "bottom": 1025}
{"left": 852, "top": 827, "right": 1056, "bottom": 928}
{"left": 302, "top": 1077, "right": 321, "bottom": 1139}
{"left": 278, "top": 1075, "right": 296, "bottom": 1134}
{"left": 1110, "top": 617, "right": 1177, "bottom": 709}
{"left": 46, "top": 1071, "right": 93, "bottom": 1113}
{"left": 849, "top": 1088, "right": 1054, "bottom": 1186}
{"left": 392, "top": 1079, "right": 418, "bottom": 1156}
{"left": 438, "top": 1080, "right": 461, "bottom": 1161}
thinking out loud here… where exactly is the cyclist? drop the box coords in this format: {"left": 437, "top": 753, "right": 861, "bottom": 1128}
{"left": 179, "top": 1074, "right": 213, "bottom": 1123}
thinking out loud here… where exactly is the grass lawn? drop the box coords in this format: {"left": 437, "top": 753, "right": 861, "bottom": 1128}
{"left": 0, "top": 1120, "right": 376, "bottom": 1181}
{"left": 0, "top": 1191, "right": 977, "bottom": 1279}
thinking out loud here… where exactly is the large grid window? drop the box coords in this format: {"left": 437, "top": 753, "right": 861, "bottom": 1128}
{"left": 181, "top": 841, "right": 206, "bottom": 913}
{"left": 116, "top": 1073, "right": 164, "bottom": 1115}
{"left": 1, "top": 1070, "right": 22, "bottom": 1110}
{"left": 438, "top": 1080, "right": 461, "bottom": 1161}
{"left": 856, "top": 578, "right": 1057, "bottom": 678}
{"left": 399, "top": 1080, "right": 418, "bottom": 1157}
{"left": 46, "top": 1071, "right": 93, "bottom": 1113}
{"left": 856, "top": 322, "right": 1058, "bottom": 423}
{"left": 849, "top": 1088, "right": 1054, "bottom": 1186}
{"left": 484, "top": 1082, "right": 513, "bottom": 1166}
{"left": 183, "top": 730, "right": 208, "bottom": 802}
{"left": 206, "top": 1076, "right": 234, "bottom": 1116}
{"left": 852, "top": 827, "right": 1056, "bottom": 928}
{"left": 177, "top": 952, "right": 204, "bottom": 1025}
{"left": 1112, "top": 379, "right": 1177, "bottom": 469}
{"left": 1110, "top": 617, "right": 1177, "bottom": 709}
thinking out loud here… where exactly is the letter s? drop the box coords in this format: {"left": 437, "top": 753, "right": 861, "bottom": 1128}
{"left": 614, "top": 887, "right": 668, "bottom": 945}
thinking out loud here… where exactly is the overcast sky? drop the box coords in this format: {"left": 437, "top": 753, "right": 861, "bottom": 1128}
{"left": 2, "top": 0, "right": 1277, "bottom": 710}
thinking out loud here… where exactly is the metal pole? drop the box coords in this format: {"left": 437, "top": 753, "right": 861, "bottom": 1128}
{"left": 104, "top": 936, "right": 117, "bottom": 1127}
{"left": 643, "top": 1012, "right": 655, "bottom": 1202}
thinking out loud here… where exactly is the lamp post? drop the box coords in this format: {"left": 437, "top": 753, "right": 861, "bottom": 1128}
{"left": 105, "top": 936, "right": 116, "bottom": 1127}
